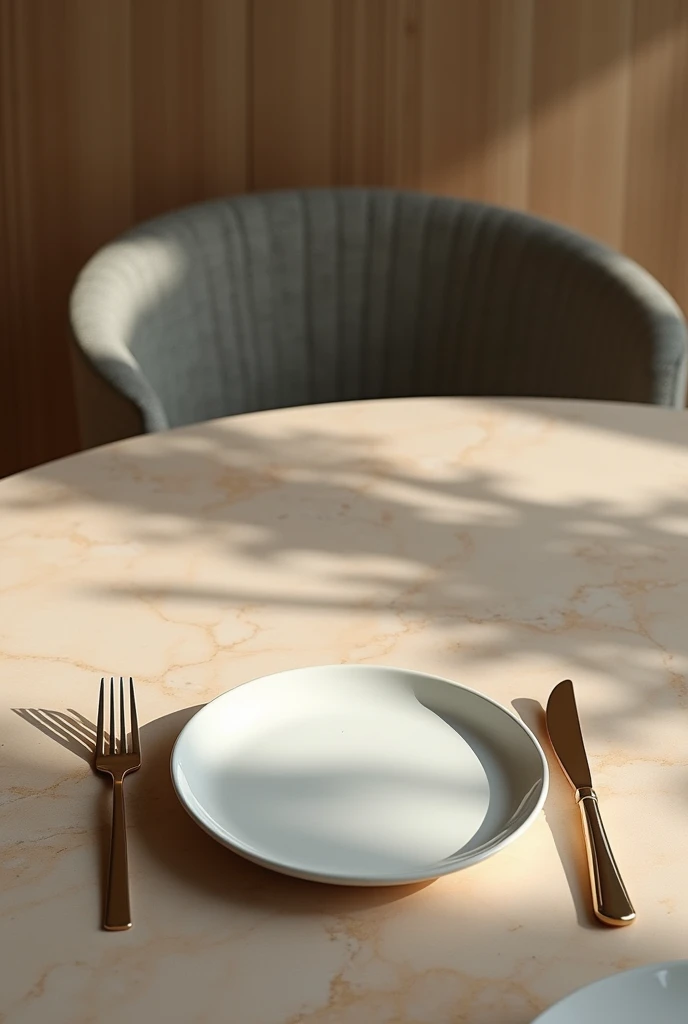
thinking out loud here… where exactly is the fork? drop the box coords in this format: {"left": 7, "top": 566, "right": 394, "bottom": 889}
{"left": 95, "top": 676, "right": 141, "bottom": 931}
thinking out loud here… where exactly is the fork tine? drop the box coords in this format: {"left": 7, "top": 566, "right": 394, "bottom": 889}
{"left": 96, "top": 678, "right": 105, "bottom": 755}
{"left": 129, "top": 678, "right": 140, "bottom": 756}
{"left": 119, "top": 677, "right": 127, "bottom": 754}
{"left": 109, "top": 677, "right": 116, "bottom": 754}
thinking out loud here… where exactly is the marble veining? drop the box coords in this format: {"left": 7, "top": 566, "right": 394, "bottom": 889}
{"left": 2, "top": 398, "right": 688, "bottom": 1023}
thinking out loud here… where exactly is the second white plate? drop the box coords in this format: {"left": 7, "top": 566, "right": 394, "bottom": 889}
{"left": 532, "top": 962, "right": 688, "bottom": 1023}
{"left": 171, "top": 664, "right": 548, "bottom": 885}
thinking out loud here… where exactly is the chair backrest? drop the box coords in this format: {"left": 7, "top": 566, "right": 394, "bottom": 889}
{"left": 71, "top": 189, "right": 688, "bottom": 432}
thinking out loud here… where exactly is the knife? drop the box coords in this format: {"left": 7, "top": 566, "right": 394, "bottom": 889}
{"left": 546, "top": 679, "right": 635, "bottom": 926}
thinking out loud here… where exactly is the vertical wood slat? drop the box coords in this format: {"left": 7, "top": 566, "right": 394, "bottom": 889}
{"left": 0, "top": 0, "right": 23, "bottom": 475}
{"left": 333, "top": 0, "right": 422, "bottom": 189}
{"left": 2, "top": 0, "right": 688, "bottom": 476}
{"left": 529, "top": 0, "right": 633, "bottom": 247}
{"left": 132, "top": 0, "right": 248, "bottom": 221}
{"left": 251, "top": 0, "right": 337, "bottom": 189}
{"left": 481, "top": 0, "right": 534, "bottom": 209}
{"left": 418, "top": 0, "right": 535, "bottom": 205}
{"left": 69, "top": 0, "right": 134, "bottom": 265}
{"left": 419, "top": 0, "right": 493, "bottom": 199}
{"left": 623, "top": 0, "right": 688, "bottom": 303}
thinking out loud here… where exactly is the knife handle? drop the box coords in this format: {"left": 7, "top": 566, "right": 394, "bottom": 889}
{"left": 577, "top": 787, "right": 635, "bottom": 926}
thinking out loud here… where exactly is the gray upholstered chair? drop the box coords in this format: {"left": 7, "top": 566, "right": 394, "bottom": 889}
{"left": 70, "top": 189, "right": 688, "bottom": 434}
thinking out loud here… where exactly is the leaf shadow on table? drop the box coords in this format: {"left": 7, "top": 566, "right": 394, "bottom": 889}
{"left": 131, "top": 706, "right": 433, "bottom": 917}
{"left": 7, "top": 401, "right": 688, "bottom": 909}
{"left": 10, "top": 400, "right": 688, "bottom": 744}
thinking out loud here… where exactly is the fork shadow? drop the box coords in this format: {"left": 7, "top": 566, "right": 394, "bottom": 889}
{"left": 12, "top": 707, "right": 98, "bottom": 765}
{"left": 13, "top": 706, "right": 114, "bottom": 921}
{"left": 512, "top": 697, "right": 596, "bottom": 930}
{"left": 130, "top": 706, "right": 432, "bottom": 917}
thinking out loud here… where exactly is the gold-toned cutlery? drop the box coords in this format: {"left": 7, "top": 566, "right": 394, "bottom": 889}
{"left": 546, "top": 679, "right": 635, "bottom": 927}
{"left": 95, "top": 677, "right": 141, "bottom": 931}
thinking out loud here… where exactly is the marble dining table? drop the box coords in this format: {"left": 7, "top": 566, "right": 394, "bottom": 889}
{"left": 2, "top": 396, "right": 688, "bottom": 1024}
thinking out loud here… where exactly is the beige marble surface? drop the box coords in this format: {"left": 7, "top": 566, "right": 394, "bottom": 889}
{"left": 1, "top": 397, "right": 688, "bottom": 1024}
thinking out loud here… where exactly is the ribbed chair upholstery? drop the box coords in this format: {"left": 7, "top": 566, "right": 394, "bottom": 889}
{"left": 70, "top": 189, "right": 688, "bottom": 432}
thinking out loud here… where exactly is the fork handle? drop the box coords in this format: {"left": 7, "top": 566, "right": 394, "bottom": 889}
{"left": 105, "top": 779, "right": 132, "bottom": 930}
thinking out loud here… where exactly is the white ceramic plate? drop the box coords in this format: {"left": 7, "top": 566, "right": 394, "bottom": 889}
{"left": 171, "top": 664, "right": 548, "bottom": 885}
{"left": 533, "top": 962, "right": 688, "bottom": 1024}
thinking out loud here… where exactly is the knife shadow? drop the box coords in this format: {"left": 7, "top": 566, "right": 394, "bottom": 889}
{"left": 512, "top": 698, "right": 597, "bottom": 929}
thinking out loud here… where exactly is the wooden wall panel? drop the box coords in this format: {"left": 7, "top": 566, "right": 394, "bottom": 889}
{"left": 0, "top": 0, "right": 247, "bottom": 476}
{"left": 0, "top": 0, "right": 130, "bottom": 476}
{"left": 2, "top": 0, "right": 688, "bottom": 475}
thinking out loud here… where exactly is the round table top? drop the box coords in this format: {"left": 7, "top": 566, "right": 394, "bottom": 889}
{"left": 2, "top": 397, "right": 688, "bottom": 1024}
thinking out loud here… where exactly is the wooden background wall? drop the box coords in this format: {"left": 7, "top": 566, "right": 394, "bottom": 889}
{"left": 1, "top": 0, "right": 688, "bottom": 477}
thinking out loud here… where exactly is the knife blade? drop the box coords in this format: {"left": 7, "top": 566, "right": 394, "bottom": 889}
{"left": 546, "top": 678, "right": 592, "bottom": 790}
{"left": 546, "top": 679, "right": 635, "bottom": 926}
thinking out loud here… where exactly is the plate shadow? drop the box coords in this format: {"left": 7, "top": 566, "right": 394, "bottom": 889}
{"left": 131, "top": 706, "right": 432, "bottom": 916}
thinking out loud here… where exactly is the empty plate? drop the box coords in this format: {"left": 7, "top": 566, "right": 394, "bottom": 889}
{"left": 171, "top": 664, "right": 548, "bottom": 885}
{"left": 532, "top": 962, "right": 688, "bottom": 1023}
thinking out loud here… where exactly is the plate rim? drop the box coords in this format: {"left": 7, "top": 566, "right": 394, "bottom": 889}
{"left": 170, "top": 663, "right": 549, "bottom": 885}
{"left": 531, "top": 960, "right": 688, "bottom": 1022}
